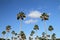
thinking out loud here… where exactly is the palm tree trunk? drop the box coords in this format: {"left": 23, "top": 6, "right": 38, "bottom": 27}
{"left": 23, "top": 39, "right": 25, "bottom": 40}
{"left": 44, "top": 20, "right": 48, "bottom": 40}
{"left": 51, "top": 31, "right": 52, "bottom": 40}
{"left": 35, "top": 30, "right": 37, "bottom": 40}
{"left": 54, "top": 37, "right": 56, "bottom": 40}
{"left": 20, "top": 19, "right": 22, "bottom": 32}
{"left": 20, "top": 19, "right": 22, "bottom": 40}
{"left": 2, "top": 35, "right": 4, "bottom": 40}
{"left": 12, "top": 34, "right": 14, "bottom": 40}
{"left": 6, "top": 32, "right": 9, "bottom": 40}
{"left": 36, "top": 30, "right": 38, "bottom": 40}
{"left": 30, "top": 36, "right": 33, "bottom": 40}
{"left": 6, "top": 32, "right": 8, "bottom": 40}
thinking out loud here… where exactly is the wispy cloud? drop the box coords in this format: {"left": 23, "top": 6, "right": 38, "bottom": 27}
{"left": 25, "top": 19, "right": 38, "bottom": 24}
{"left": 28, "top": 10, "right": 42, "bottom": 18}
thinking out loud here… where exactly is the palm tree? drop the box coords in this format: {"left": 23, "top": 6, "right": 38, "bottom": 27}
{"left": 30, "top": 30, "right": 35, "bottom": 36}
{"left": 52, "top": 33, "right": 56, "bottom": 40}
{"left": 33, "top": 24, "right": 39, "bottom": 40}
{"left": 35, "top": 36, "right": 39, "bottom": 40}
{"left": 11, "top": 31, "right": 15, "bottom": 40}
{"left": 30, "top": 30, "right": 35, "bottom": 40}
{"left": 48, "top": 25, "right": 54, "bottom": 40}
{"left": 29, "top": 36, "right": 32, "bottom": 40}
{"left": 17, "top": 11, "right": 26, "bottom": 31}
{"left": 17, "top": 11, "right": 26, "bottom": 40}
{"left": 2, "top": 31, "right": 6, "bottom": 40}
{"left": 6, "top": 25, "right": 11, "bottom": 40}
{"left": 15, "top": 33, "right": 17, "bottom": 36}
{"left": 14, "top": 33, "right": 17, "bottom": 40}
{"left": 40, "top": 13, "right": 49, "bottom": 40}
{"left": 20, "top": 31, "right": 26, "bottom": 40}
{"left": 42, "top": 32, "right": 46, "bottom": 40}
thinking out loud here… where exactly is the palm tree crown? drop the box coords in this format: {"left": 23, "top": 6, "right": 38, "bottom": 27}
{"left": 2, "top": 31, "right": 6, "bottom": 35}
{"left": 6, "top": 25, "right": 11, "bottom": 32}
{"left": 40, "top": 13, "right": 49, "bottom": 21}
{"left": 30, "top": 30, "right": 35, "bottom": 36}
{"left": 48, "top": 25, "right": 54, "bottom": 31}
{"left": 42, "top": 32, "right": 46, "bottom": 37}
{"left": 17, "top": 11, "right": 26, "bottom": 20}
{"left": 15, "top": 33, "right": 17, "bottom": 36}
{"left": 33, "top": 25, "right": 39, "bottom": 30}
{"left": 11, "top": 31, "right": 15, "bottom": 35}
{"left": 20, "top": 31, "right": 26, "bottom": 40}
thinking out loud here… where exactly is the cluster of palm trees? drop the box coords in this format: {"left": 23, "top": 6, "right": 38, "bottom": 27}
{"left": 1, "top": 11, "right": 56, "bottom": 40}
{"left": 2, "top": 25, "right": 11, "bottom": 40}
{"left": 16, "top": 11, "right": 56, "bottom": 40}
{"left": 29, "top": 24, "right": 39, "bottom": 40}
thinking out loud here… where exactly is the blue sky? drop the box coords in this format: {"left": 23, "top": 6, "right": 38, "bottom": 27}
{"left": 0, "top": 0, "right": 60, "bottom": 39}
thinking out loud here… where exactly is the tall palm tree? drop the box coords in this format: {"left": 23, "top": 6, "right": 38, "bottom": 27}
{"left": 20, "top": 31, "right": 26, "bottom": 40}
{"left": 33, "top": 24, "right": 39, "bottom": 40}
{"left": 11, "top": 31, "right": 15, "bottom": 40}
{"left": 30, "top": 30, "right": 35, "bottom": 40}
{"left": 35, "top": 36, "right": 39, "bottom": 40}
{"left": 42, "top": 32, "right": 46, "bottom": 40}
{"left": 52, "top": 33, "right": 56, "bottom": 40}
{"left": 6, "top": 25, "right": 11, "bottom": 40}
{"left": 30, "top": 30, "right": 35, "bottom": 36}
{"left": 17, "top": 11, "right": 26, "bottom": 40}
{"left": 15, "top": 33, "right": 17, "bottom": 36}
{"left": 48, "top": 25, "right": 54, "bottom": 40}
{"left": 14, "top": 33, "right": 17, "bottom": 40}
{"left": 29, "top": 36, "right": 32, "bottom": 40}
{"left": 40, "top": 13, "right": 49, "bottom": 40}
{"left": 2, "top": 31, "right": 6, "bottom": 40}
{"left": 17, "top": 11, "right": 26, "bottom": 31}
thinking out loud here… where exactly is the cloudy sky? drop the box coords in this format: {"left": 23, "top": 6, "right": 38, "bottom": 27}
{"left": 0, "top": 0, "right": 60, "bottom": 40}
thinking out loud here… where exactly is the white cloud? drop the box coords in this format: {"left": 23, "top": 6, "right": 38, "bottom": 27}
{"left": 28, "top": 10, "right": 42, "bottom": 18}
{"left": 25, "top": 19, "right": 38, "bottom": 24}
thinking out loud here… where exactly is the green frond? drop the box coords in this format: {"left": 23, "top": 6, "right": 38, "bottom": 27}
{"left": 40, "top": 13, "right": 49, "bottom": 20}
{"left": 48, "top": 25, "right": 54, "bottom": 31}
{"left": 34, "top": 25, "right": 39, "bottom": 30}
{"left": 17, "top": 11, "right": 26, "bottom": 20}
{"left": 2, "top": 31, "right": 6, "bottom": 35}
{"left": 6, "top": 25, "right": 11, "bottom": 32}
{"left": 11, "top": 31, "right": 15, "bottom": 34}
